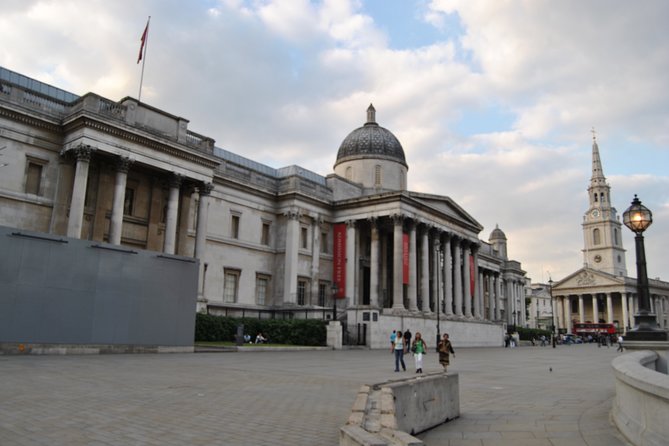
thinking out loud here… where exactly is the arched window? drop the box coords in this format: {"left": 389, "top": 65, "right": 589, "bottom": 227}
{"left": 374, "top": 165, "right": 382, "bottom": 187}
{"left": 614, "top": 228, "right": 619, "bottom": 245}
{"left": 600, "top": 192, "right": 605, "bottom": 203}
{"left": 593, "top": 228, "right": 601, "bottom": 245}
{"left": 594, "top": 193, "right": 598, "bottom": 202}
{"left": 345, "top": 166, "right": 352, "bottom": 181}
{"left": 400, "top": 170, "right": 406, "bottom": 190}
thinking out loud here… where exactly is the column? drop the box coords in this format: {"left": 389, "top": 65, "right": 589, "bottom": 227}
{"left": 578, "top": 295, "right": 585, "bottom": 323}
{"left": 407, "top": 221, "right": 418, "bottom": 311}
{"left": 310, "top": 215, "right": 322, "bottom": 303}
{"left": 66, "top": 145, "right": 92, "bottom": 238}
{"left": 443, "top": 234, "right": 453, "bottom": 316}
{"left": 473, "top": 246, "right": 481, "bottom": 319}
{"left": 563, "top": 296, "right": 572, "bottom": 333}
{"left": 556, "top": 296, "right": 563, "bottom": 331}
{"left": 592, "top": 295, "right": 599, "bottom": 323}
{"left": 507, "top": 280, "right": 514, "bottom": 325}
{"left": 194, "top": 183, "right": 212, "bottom": 298}
{"left": 463, "top": 241, "right": 472, "bottom": 318}
{"left": 627, "top": 293, "right": 635, "bottom": 328}
{"left": 495, "top": 274, "right": 502, "bottom": 321}
{"left": 420, "top": 225, "right": 430, "bottom": 312}
{"left": 453, "top": 238, "right": 463, "bottom": 316}
{"left": 369, "top": 218, "right": 379, "bottom": 308}
{"left": 108, "top": 156, "right": 132, "bottom": 244}
{"left": 432, "top": 235, "right": 440, "bottom": 313}
{"left": 391, "top": 214, "right": 405, "bottom": 310}
{"left": 163, "top": 174, "right": 182, "bottom": 254}
{"left": 346, "top": 219, "right": 357, "bottom": 308}
{"left": 488, "top": 273, "right": 495, "bottom": 320}
{"left": 621, "top": 293, "right": 628, "bottom": 334}
{"left": 606, "top": 293, "right": 614, "bottom": 324}
{"left": 283, "top": 209, "right": 300, "bottom": 304}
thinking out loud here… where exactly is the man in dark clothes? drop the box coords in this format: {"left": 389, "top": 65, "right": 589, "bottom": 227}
{"left": 403, "top": 329, "right": 412, "bottom": 353}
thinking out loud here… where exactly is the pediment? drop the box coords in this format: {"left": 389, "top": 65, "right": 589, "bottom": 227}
{"left": 555, "top": 267, "right": 624, "bottom": 291}
{"left": 408, "top": 192, "right": 483, "bottom": 232}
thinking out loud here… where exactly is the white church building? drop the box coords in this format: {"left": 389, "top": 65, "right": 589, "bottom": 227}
{"left": 0, "top": 66, "right": 529, "bottom": 347}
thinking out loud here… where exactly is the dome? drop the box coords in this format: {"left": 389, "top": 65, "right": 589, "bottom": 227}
{"left": 489, "top": 224, "right": 507, "bottom": 241}
{"left": 334, "top": 104, "right": 407, "bottom": 168}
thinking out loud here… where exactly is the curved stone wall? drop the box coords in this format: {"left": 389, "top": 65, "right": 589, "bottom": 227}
{"left": 611, "top": 350, "right": 669, "bottom": 446}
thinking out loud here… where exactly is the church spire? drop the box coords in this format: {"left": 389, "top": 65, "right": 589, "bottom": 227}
{"left": 590, "top": 127, "right": 606, "bottom": 186}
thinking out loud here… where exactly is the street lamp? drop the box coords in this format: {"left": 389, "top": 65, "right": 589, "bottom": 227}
{"left": 331, "top": 282, "right": 339, "bottom": 322}
{"left": 622, "top": 195, "right": 667, "bottom": 341}
{"left": 548, "top": 277, "right": 557, "bottom": 348}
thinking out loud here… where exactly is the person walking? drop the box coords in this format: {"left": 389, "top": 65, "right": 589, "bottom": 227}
{"left": 403, "top": 329, "right": 412, "bottom": 354}
{"left": 392, "top": 330, "right": 406, "bottom": 372}
{"left": 411, "top": 332, "right": 427, "bottom": 373}
{"left": 389, "top": 330, "right": 396, "bottom": 353}
{"left": 617, "top": 335, "right": 624, "bottom": 352}
{"left": 437, "top": 333, "right": 455, "bottom": 373}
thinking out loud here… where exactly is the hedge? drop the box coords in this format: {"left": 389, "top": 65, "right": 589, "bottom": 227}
{"left": 194, "top": 313, "right": 327, "bottom": 346}
{"left": 515, "top": 327, "right": 552, "bottom": 340}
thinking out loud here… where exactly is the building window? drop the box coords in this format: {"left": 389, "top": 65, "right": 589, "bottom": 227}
{"left": 25, "top": 161, "right": 43, "bottom": 196}
{"left": 345, "top": 166, "right": 352, "bottom": 181}
{"left": 321, "top": 231, "right": 328, "bottom": 254}
{"left": 614, "top": 228, "right": 619, "bottom": 245}
{"left": 231, "top": 214, "right": 240, "bottom": 239}
{"left": 374, "top": 165, "right": 381, "bottom": 187}
{"left": 594, "top": 193, "right": 598, "bottom": 202}
{"left": 593, "top": 228, "right": 601, "bottom": 245}
{"left": 318, "top": 282, "right": 327, "bottom": 307}
{"left": 300, "top": 226, "right": 308, "bottom": 249}
{"left": 223, "top": 269, "right": 240, "bottom": 303}
{"left": 124, "top": 187, "right": 135, "bottom": 215}
{"left": 400, "top": 170, "right": 406, "bottom": 190}
{"left": 261, "top": 222, "right": 271, "bottom": 246}
{"left": 256, "top": 275, "right": 270, "bottom": 305}
{"left": 297, "top": 279, "right": 308, "bottom": 305}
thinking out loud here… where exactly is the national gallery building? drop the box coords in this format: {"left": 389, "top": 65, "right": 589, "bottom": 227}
{"left": 0, "top": 66, "right": 527, "bottom": 347}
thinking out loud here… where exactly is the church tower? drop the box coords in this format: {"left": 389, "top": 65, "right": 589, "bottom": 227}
{"left": 582, "top": 132, "right": 627, "bottom": 276}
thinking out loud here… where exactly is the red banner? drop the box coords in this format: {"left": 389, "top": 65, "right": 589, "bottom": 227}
{"left": 470, "top": 255, "right": 476, "bottom": 297}
{"left": 332, "top": 223, "right": 346, "bottom": 299}
{"left": 402, "top": 233, "right": 409, "bottom": 284}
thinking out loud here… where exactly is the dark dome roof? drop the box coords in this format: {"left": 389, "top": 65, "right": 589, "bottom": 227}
{"left": 335, "top": 104, "right": 407, "bottom": 167}
{"left": 489, "top": 225, "right": 507, "bottom": 241}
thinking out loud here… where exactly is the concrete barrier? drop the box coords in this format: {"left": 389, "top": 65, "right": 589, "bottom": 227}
{"left": 340, "top": 373, "right": 459, "bottom": 446}
{"left": 611, "top": 350, "right": 669, "bottom": 446}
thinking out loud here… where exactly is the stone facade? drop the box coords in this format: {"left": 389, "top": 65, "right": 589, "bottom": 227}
{"left": 0, "top": 66, "right": 527, "bottom": 346}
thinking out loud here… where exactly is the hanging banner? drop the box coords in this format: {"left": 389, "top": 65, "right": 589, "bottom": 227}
{"left": 402, "top": 233, "right": 409, "bottom": 284}
{"left": 470, "top": 255, "right": 476, "bottom": 297}
{"left": 332, "top": 223, "right": 346, "bottom": 299}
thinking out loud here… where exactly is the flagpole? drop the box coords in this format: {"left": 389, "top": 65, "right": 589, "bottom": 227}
{"left": 138, "top": 16, "right": 151, "bottom": 103}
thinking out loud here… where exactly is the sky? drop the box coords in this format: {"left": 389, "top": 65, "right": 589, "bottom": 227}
{"left": 2, "top": 0, "right": 668, "bottom": 285}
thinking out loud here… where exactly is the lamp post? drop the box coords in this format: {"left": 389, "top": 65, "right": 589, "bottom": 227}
{"left": 622, "top": 195, "right": 667, "bottom": 341}
{"left": 331, "top": 282, "right": 339, "bottom": 322}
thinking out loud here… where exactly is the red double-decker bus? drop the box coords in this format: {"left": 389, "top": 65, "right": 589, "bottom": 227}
{"left": 573, "top": 323, "right": 616, "bottom": 336}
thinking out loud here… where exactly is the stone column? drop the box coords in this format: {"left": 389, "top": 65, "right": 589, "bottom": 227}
{"left": 453, "top": 238, "right": 463, "bottom": 316}
{"left": 310, "top": 215, "right": 322, "bottom": 304}
{"left": 565, "top": 296, "right": 573, "bottom": 333}
{"left": 369, "top": 217, "right": 379, "bottom": 308}
{"left": 432, "top": 234, "right": 440, "bottom": 313}
{"left": 443, "top": 234, "right": 453, "bottom": 316}
{"left": 463, "top": 241, "right": 473, "bottom": 318}
{"left": 488, "top": 273, "right": 495, "bottom": 321}
{"left": 627, "top": 293, "right": 635, "bottom": 329}
{"left": 346, "top": 219, "right": 357, "bottom": 308}
{"left": 495, "top": 274, "right": 502, "bottom": 321}
{"left": 108, "top": 156, "right": 132, "bottom": 245}
{"left": 407, "top": 221, "right": 418, "bottom": 311}
{"left": 283, "top": 209, "right": 301, "bottom": 304}
{"left": 194, "top": 183, "right": 212, "bottom": 300}
{"left": 473, "top": 245, "right": 481, "bottom": 319}
{"left": 621, "top": 293, "right": 629, "bottom": 334}
{"left": 163, "top": 174, "right": 182, "bottom": 254}
{"left": 606, "top": 293, "right": 614, "bottom": 324}
{"left": 420, "top": 225, "right": 430, "bottom": 313}
{"left": 556, "top": 296, "right": 563, "bottom": 331}
{"left": 66, "top": 145, "right": 93, "bottom": 238}
{"left": 592, "top": 295, "right": 599, "bottom": 323}
{"left": 578, "top": 295, "right": 585, "bottom": 323}
{"left": 391, "top": 214, "right": 405, "bottom": 310}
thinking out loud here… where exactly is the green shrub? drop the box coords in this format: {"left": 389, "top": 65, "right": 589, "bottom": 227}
{"left": 194, "top": 313, "right": 327, "bottom": 346}
{"left": 515, "top": 327, "right": 552, "bottom": 340}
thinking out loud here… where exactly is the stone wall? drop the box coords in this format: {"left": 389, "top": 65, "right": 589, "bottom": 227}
{"left": 611, "top": 349, "right": 669, "bottom": 446}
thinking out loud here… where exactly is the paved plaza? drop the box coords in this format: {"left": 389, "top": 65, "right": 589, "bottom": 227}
{"left": 0, "top": 344, "right": 630, "bottom": 445}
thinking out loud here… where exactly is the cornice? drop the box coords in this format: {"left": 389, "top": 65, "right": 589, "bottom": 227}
{"left": 0, "top": 106, "right": 63, "bottom": 134}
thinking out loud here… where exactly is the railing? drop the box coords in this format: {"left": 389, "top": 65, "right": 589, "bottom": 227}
{"left": 97, "top": 97, "right": 126, "bottom": 120}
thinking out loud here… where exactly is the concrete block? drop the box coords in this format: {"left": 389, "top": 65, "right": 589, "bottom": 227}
{"left": 339, "top": 425, "right": 388, "bottom": 446}
{"left": 352, "top": 392, "right": 369, "bottom": 412}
